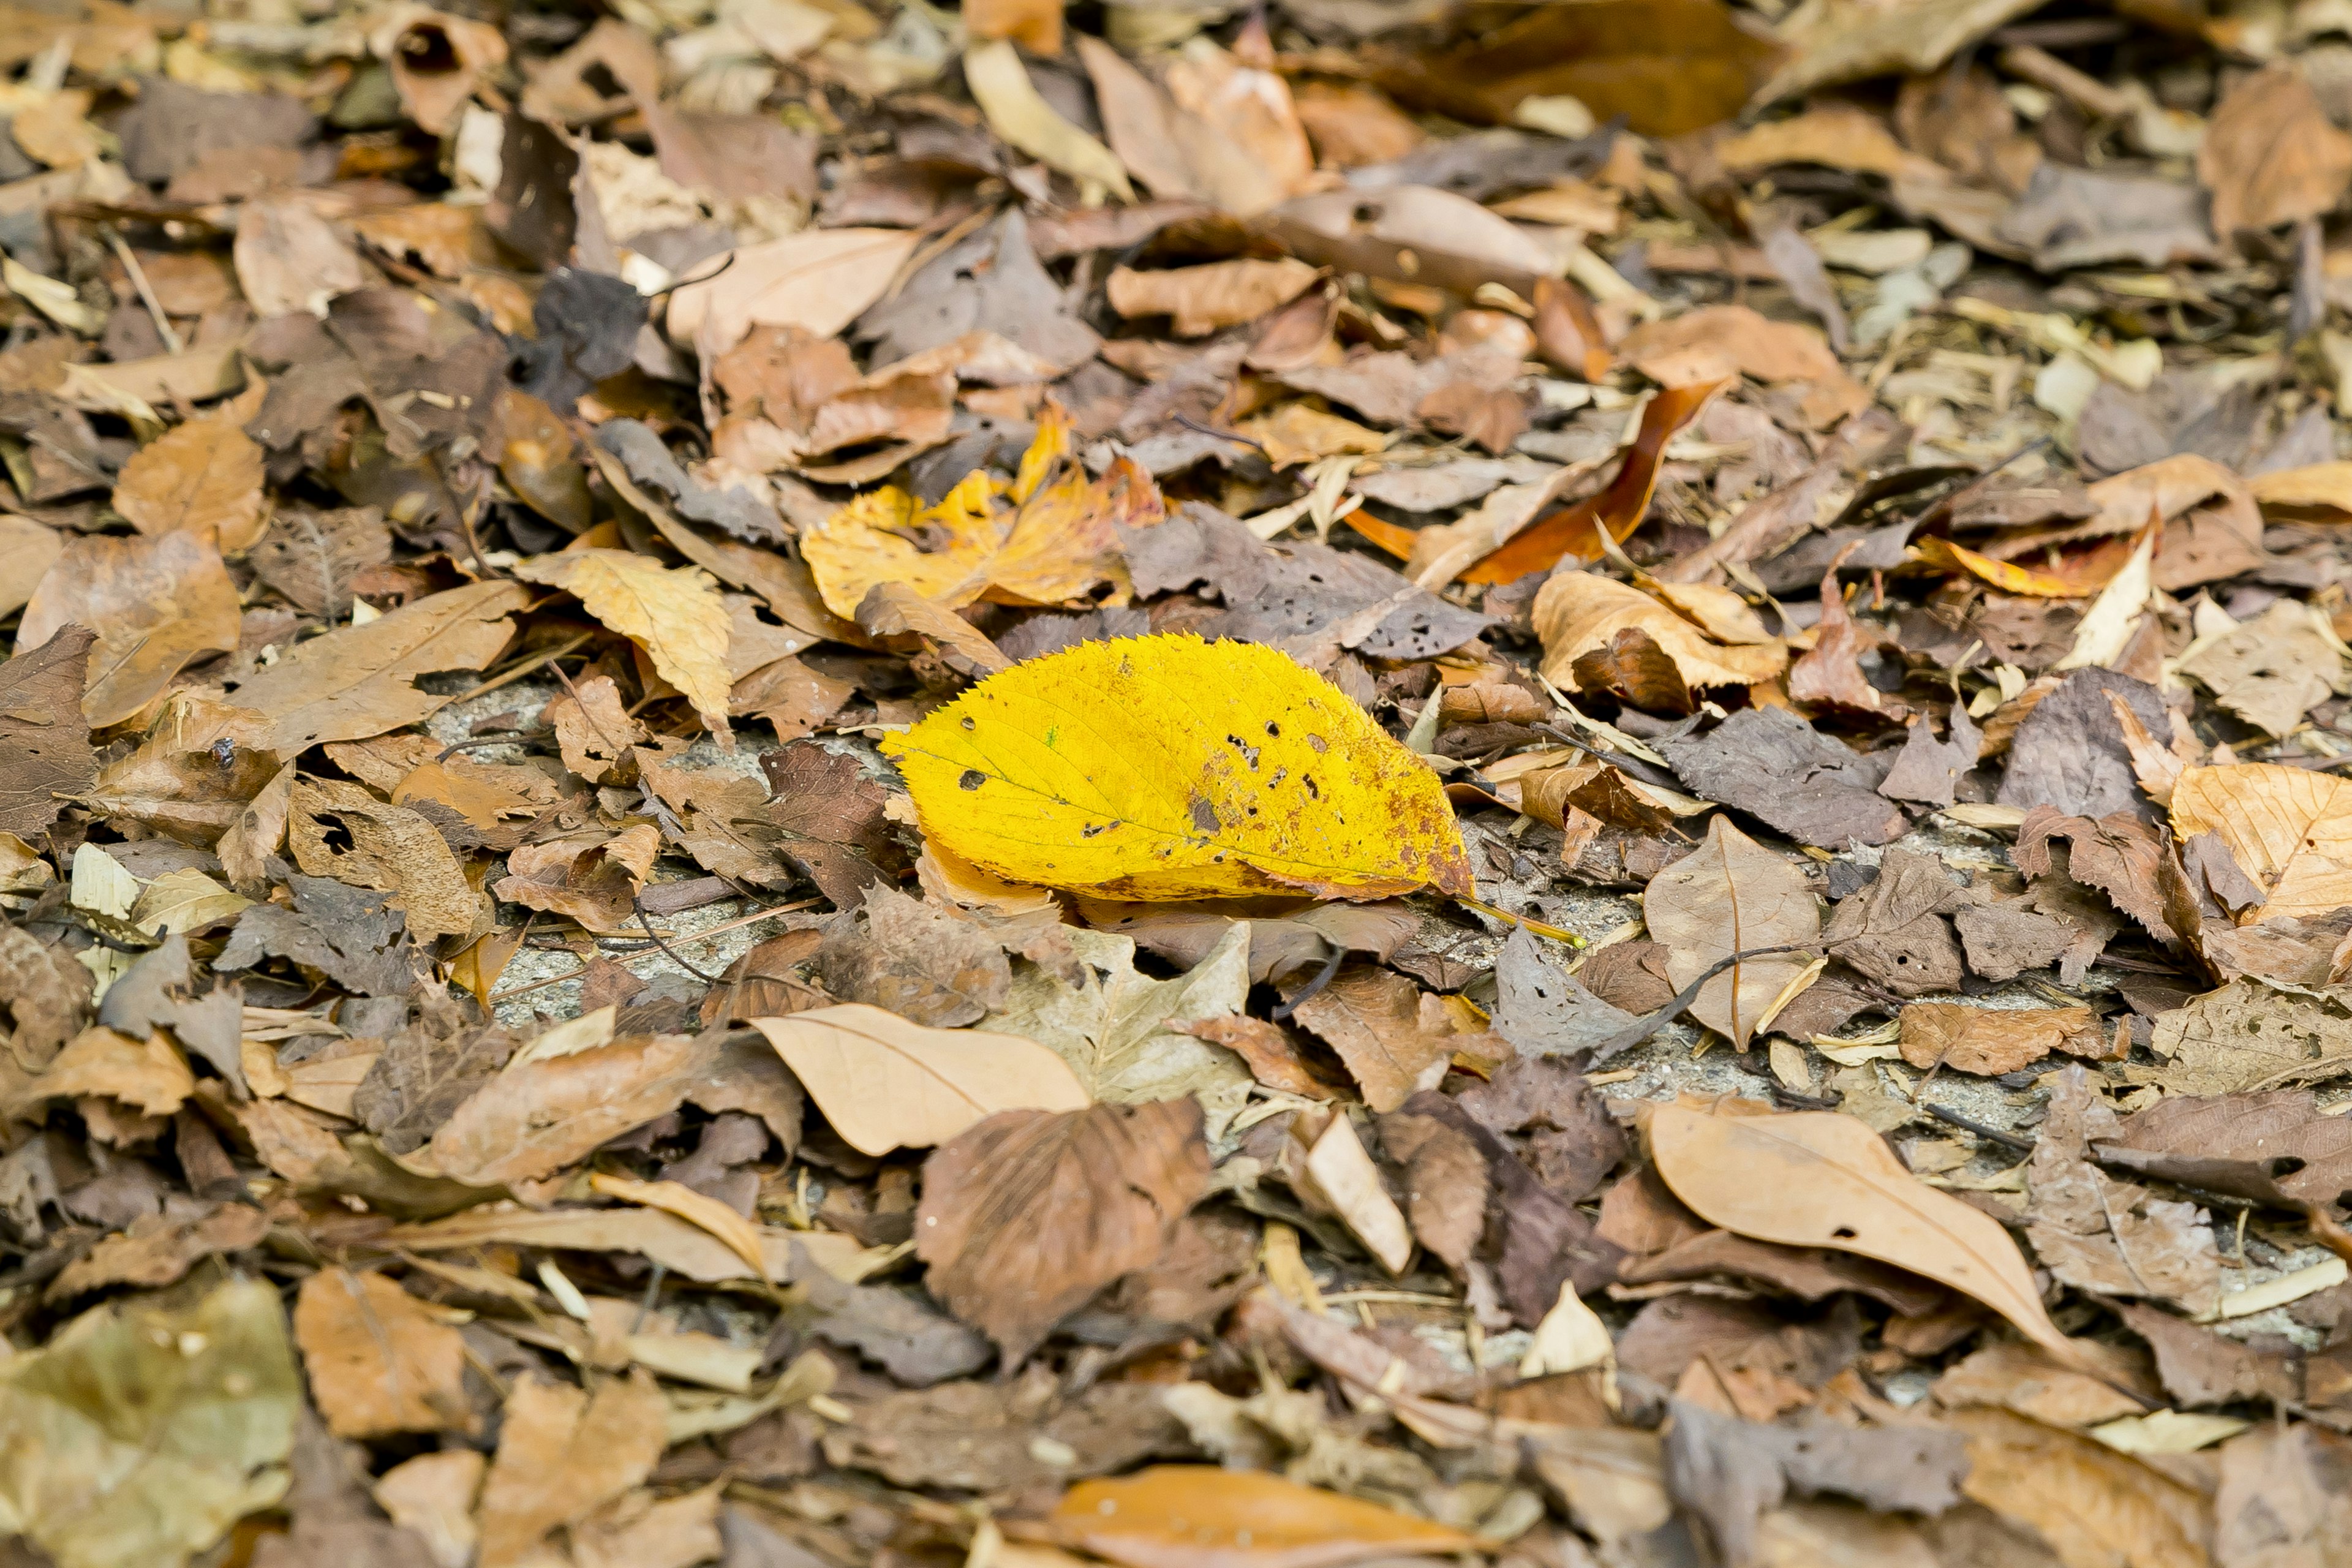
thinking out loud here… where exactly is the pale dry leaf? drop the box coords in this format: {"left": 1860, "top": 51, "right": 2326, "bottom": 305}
{"left": 1642, "top": 816, "right": 1820, "bottom": 1049}
{"left": 111, "top": 417, "right": 267, "bottom": 551}
{"left": 1536, "top": 571, "right": 1789, "bottom": 698}
{"left": 963, "top": 39, "right": 1133, "bottom": 201}
{"left": 2169, "top": 763, "right": 2352, "bottom": 922}
{"left": 17, "top": 530, "right": 241, "bottom": 728}
{"left": 292, "top": 1269, "right": 475, "bottom": 1439}
{"left": 749, "top": 1003, "right": 1089, "bottom": 1157}
{"left": 1106, "top": 259, "right": 1321, "bottom": 337}
{"left": 475, "top": 1373, "right": 668, "bottom": 1568}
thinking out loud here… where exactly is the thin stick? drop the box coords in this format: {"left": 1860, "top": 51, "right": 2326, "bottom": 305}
{"left": 634, "top": 895, "right": 722, "bottom": 983}
{"left": 107, "top": 230, "right": 181, "bottom": 356}
{"left": 451, "top": 630, "right": 597, "bottom": 705}
{"left": 1454, "top": 892, "right": 1587, "bottom": 947}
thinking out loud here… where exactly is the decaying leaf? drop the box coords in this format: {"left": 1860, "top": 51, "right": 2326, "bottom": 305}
{"left": 1643, "top": 817, "right": 1820, "bottom": 1048}
{"left": 513, "top": 551, "right": 733, "bottom": 737}
{"left": 293, "top": 1270, "right": 475, "bottom": 1439}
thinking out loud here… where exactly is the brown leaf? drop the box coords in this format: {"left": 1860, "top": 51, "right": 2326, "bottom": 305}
{"left": 2200, "top": 62, "right": 2352, "bottom": 236}
{"left": 350, "top": 1008, "right": 516, "bottom": 1155}
{"left": 1377, "top": 1108, "right": 1489, "bottom": 1271}
{"left": 822, "top": 1372, "right": 1187, "bottom": 1491}
{"left": 916, "top": 1099, "right": 1210, "bottom": 1364}
{"left": 290, "top": 778, "right": 481, "bottom": 943}
{"left": 1536, "top": 571, "right": 1789, "bottom": 704}
{"left": 1643, "top": 816, "right": 1820, "bottom": 1048}
{"left": 47, "top": 1202, "right": 266, "bottom": 1302}
{"left": 2097, "top": 1089, "right": 2352, "bottom": 1215}
{"left": 1052, "top": 1465, "right": 1475, "bottom": 1567}
{"left": 250, "top": 507, "right": 394, "bottom": 620}
{"left": 1283, "top": 965, "right": 1457, "bottom": 1113}
{"left": 418, "top": 1028, "right": 802, "bottom": 1186}
{"left": 492, "top": 825, "right": 660, "bottom": 932}
{"left": 1650, "top": 1102, "right": 2092, "bottom": 1370}
{"left": 815, "top": 884, "right": 1012, "bottom": 1027}
{"left": 2170, "top": 762, "right": 2352, "bottom": 924}
{"left": 638, "top": 755, "right": 798, "bottom": 889}
{"left": 2214, "top": 1422, "right": 2352, "bottom": 1566}
{"left": 17, "top": 530, "right": 240, "bottom": 728}
{"left": 0, "top": 625, "right": 94, "bottom": 839}
{"left": 475, "top": 1373, "right": 667, "bottom": 1568}
{"left": 224, "top": 580, "right": 530, "bottom": 755}
{"left": 759, "top": 740, "right": 906, "bottom": 907}
{"left": 235, "top": 195, "right": 366, "bottom": 318}
{"left": 111, "top": 415, "right": 266, "bottom": 551}
{"left": 545, "top": 674, "right": 645, "bottom": 786}
{"left": 1820, "top": 846, "right": 1967, "bottom": 998}
{"left": 2024, "top": 1067, "right": 2221, "bottom": 1319}
{"left": 293, "top": 1268, "right": 477, "bottom": 1439}
{"left": 1946, "top": 1406, "right": 2209, "bottom": 1568}
{"left": 1656, "top": 706, "right": 1907, "bottom": 850}
{"left": 2114, "top": 1302, "right": 2300, "bottom": 1409}
{"left": 1107, "top": 259, "right": 1321, "bottom": 337}
{"left": 1899, "top": 1003, "right": 2110, "bottom": 1076}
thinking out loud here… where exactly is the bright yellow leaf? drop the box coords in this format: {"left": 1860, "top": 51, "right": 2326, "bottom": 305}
{"left": 514, "top": 549, "right": 733, "bottom": 737}
{"left": 799, "top": 470, "right": 1004, "bottom": 619}
{"left": 881, "top": 633, "right": 1473, "bottom": 902}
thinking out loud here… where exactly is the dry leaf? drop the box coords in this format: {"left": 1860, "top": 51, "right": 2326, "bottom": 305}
{"left": 749, "top": 1003, "right": 1089, "bottom": 1156}
{"left": 1284, "top": 966, "right": 1458, "bottom": 1113}
{"left": 1642, "top": 817, "right": 1820, "bottom": 1049}
{"left": 963, "top": 38, "right": 1133, "bottom": 200}
{"left": 293, "top": 1270, "right": 475, "bottom": 1439}
{"left": 513, "top": 550, "right": 733, "bottom": 738}
{"left": 17, "top": 530, "right": 240, "bottom": 728}
{"left": 0, "top": 626, "right": 96, "bottom": 839}
{"left": 1536, "top": 571, "right": 1789, "bottom": 702}
{"left": 883, "top": 635, "right": 1470, "bottom": 902}
{"left": 492, "top": 825, "right": 660, "bottom": 932}
{"left": 290, "top": 778, "right": 481, "bottom": 942}
{"left": 111, "top": 417, "right": 266, "bottom": 551}
{"left": 1107, "top": 260, "right": 1321, "bottom": 337}
{"left": 2170, "top": 763, "right": 2352, "bottom": 922}
{"left": 235, "top": 196, "right": 365, "bottom": 318}
{"left": 984, "top": 925, "right": 1251, "bottom": 1109}
{"left": 1053, "top": 1466, "right": 1474, "bottom": 1568}
{"left": 665, "top": 227, "right": 921, "bottom": 360}
{"left": 1650, "top": 1103, "right": 2090, "bottom": 1370}
{"left": 916, "top": 1098, "right": 1209, "bottom": 1363}
{"left": 1899, "top": 1003, "right": 2111, "bottom": 1076}
{"left": 224, "top": 580, "right": 530, "bottom": 755}
{"left": 475, "top": 1373, "right": 667, "bottom": 1568}
{"left": 2199, "top": 62, "right": 2352, "bottom": 236}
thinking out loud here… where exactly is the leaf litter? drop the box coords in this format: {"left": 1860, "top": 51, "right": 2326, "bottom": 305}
{"left": 19, "top": 3, "right": 2352, "bottom": 1566}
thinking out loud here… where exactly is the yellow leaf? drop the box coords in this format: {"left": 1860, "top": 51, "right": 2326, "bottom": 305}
{"left": 963, "top": 39, "right": 1133, "bottom": 202}
{"left": 514, "top": 549, "right": 733, "bottom": 737}
{"left": 880, "top": 633, "right": 1472, "bottom": 902}
{"left": 2169, "top": 763, "right": 2352, "bottom": 922}
{"left": 1912, "top": 535, "right": 2085, "bottom": 599}
{"left": 1649, "top": 1102, "right": 2096, "bottom": 1372}
{"left": 1235, "top": 402, "right": 1387, "bottom": 468}
{"left": 799, "top": 470, "right": 1004, "bottom": 619}
{"left": 749, "top": 1003, "right": 1089, "bottom": 1156}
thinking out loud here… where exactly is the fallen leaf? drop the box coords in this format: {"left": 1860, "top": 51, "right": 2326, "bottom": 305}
{"left": 984, "top": 925, "right": 1250, "bottom": 1109}
{"left": 293, "top": 1270, "right": 475, "bottom": 1439}
{"left": 758, "top": 740, "right": 906, "bottom": 907}
{"left": 2214, "top": 1422, "right": 2352, "bottom": 1566}
{"left": 2097, "top": 1089, "right": 2352, "bottom": 1216}
{"left": 513, "top": 550, "right": 733, "bottom": 738}
{"left": 1295, "top": 1107, "right": 1415, "bottom": 1273}
{"left": 1820, "top": 846, "right": 1968, "bottom": 997}
{"left": 475, "top": 1373, "right": 667, "bottom": 1568}
{"left": 664, "top": 227, "right": 921, "bottom": 360}
{"left": 17, "top": 530, "right": 240, "bottom": 728}
{"left": 1107, "top": 260, "right": 1321, "bottom": 337}
{"left": 290, "top": 778, "right": 480, "bottom": 942}
{"left": 749, "top": 1003, "right": 1088, "bottom": 1156}
{"left": 1052, "top": 1465, "right": 1474, "bottom": 1568}
{"left": 0, "top": 626, "right": 96, "bottom": 838}
{"left": 1284, "top": 966, "right": 1458, "bottom": 1113}
{"left": 0, "top": 1277, "right": 301, "bottom": 1568}
{"left": 2200, "top": 62, "right": 2352, "bottom": 236}
{"left": 491, "top": 826, "right": 659, "bottom": 932}
{"left": 882, "top": 634, "right": 1472, "bottom": 902}
{"left": 235, "top": 195, "right": 366, "bottom": 318}
{"left": 222, "top": 579, "right": 530, "bottom": 755}
{"left": 1756, "top": 0, "right": 2048, "bottom": 103}
{"left": 2138, "top": 978, "right": 2352, "bottom": 1096}
{"left": 814, "top": 884, "right": 1009, "bottom": 1025}
{"left": 46, "top": 1203, "right": 267, "bottom": 1302}
{"left": 111, "top": 416, "right": 266, "bottom": 550}
{"left": 1650, "top": 1102, "right": 2090, "bottom": 1370}
{"left": 1899, "top": 1003, "right": 2110, "bottom": 1076}
{"left": 916, "top": 1098, "right": 1209, "bottom": 1363}
{"left": 1536, "top": 569, "right": 1789, "bottom": 704}
{"left": 1643, "top": 816, "right": 1820, "bottom": 1048}
{"left": 964, "top": 38, "right": 1132, "bottom": 200}
{"left": 418, "top": 1028, "right": 801, "bottom": 1186}
{"left": 546, "top": 673, "right": 646, "bottom": 784}
{"left": 1946, "top": 1406, "right": 2210, "bottom": 1568}
{"left": 823, "top": 1373, "right": 1186, "bottom": 1492}
{"left": 1658, "top": 706, "right": 1908, "bottom": 850}
{"left": 2170, "top": 763, "right": 2352, "bottom": 923}
{"left": 2176, "top": 601, "right": 2348, "bottom": 737}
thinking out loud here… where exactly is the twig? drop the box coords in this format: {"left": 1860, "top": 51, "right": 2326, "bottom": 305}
{"left": 437, "top": 727, "right": 554, "bottom": 762}
{"left": 1174, "top": 412, "right": 1267, "bottom": 455}
{"left": 1272, "top": 944, "right": 1346, "bottom": 1020}
{"left": 451, "top": 630, "right": 597, "bottom": 705}
{"left": 107, "top": 229, "right": 181, "bottom": 356}
{"left": 1587, "top": 943, "right": 1819, "bottom": 1063}
{"left": 486, "top": 897, "right": 821, "bottom": 1003}
{"left": 634, "top": 895, "right": 723, "bottom": 983}
{"left": 1923, "top": 1101, "right": 2035, "bottom": 1153}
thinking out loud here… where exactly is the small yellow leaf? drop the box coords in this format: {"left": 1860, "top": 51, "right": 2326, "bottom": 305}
{"left": 514, "top": 549, "right": 733, "bottom": 737}
{"left": 799, "top": 470, "right": 1003, "bottom": 619}
{"left": 963, "top": 38, "right": 1133, "bottom": 201}
{"left": 881, "top": 633, "right": 1472, "bottom": 902}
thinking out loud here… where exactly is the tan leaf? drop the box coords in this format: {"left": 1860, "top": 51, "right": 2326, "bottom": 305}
{"left": 1947, "top": 1406, "right": 2210, "bottom": 1568}
{"left": 350, "top": 203, "right": 488, "bottom": 279}
{"left": 962, "top": 0, "right": 1063, "bottom": 52}
{"left": 1054, "top": 1467, "right": 1474, "bottom": 1566}
{"left": 590, "top": 1172, "right": 772, "bottom": 1286}
{"left": 546, "top": 673, "right": 647, "bottom": 785}
{"left": 916, "top": 1098, "right": 1209, "bottom": 1363}
{"left": 1107, "top": 259, "right": 1321, "bottom": 336}
{"left": 1650, "top": 1102, "right": 2093, "bottom": 1371}
{"left": 2248, "top": 459, "right": 2352, "bottom": 522}
{"left": 233, "top": 195, "right": 364, "bottom": 318}
{"left": 110, "top": 417, "right": 266, "bottom": 550}
{"left": 513, "top": 550, "right": 733, "bottom": 737}
{"left": 46, "top": 1203, "right": 266, "bottom": 1302}
{"left": 2169, "top": 763, "right": 2352, "bottom": 923}
{"left": 375, "top": 1450, "right": 484, "bottom": 1568}
{"left": 218, "top": 760, "right": 296, "bottom": 891}
{"left": 377, "top": 9, "right": 508, "bottom": 135}
{"left": 292, "top": 1268, "right": 475, "bottom": 1438}
{"left": 17, "top": 530, "right": 241, "bottom": 728}
{"left": 418, "top": 1028, "right": 801, "bottom": 1187}
{"left": 963, "top": 39, "right": 1133, "bottom": 202}
{"left": 476, "top": 1373, "right": 668, "bottom": 1568}
{"left": 224, "top": 579, "right": 530, "bottom": 755}
{"left": 2199, "top": 62, "right": 2352, "bottom": 236}
{"left": 8, "top": 1025, "right": 193, "bottom": 1119}
{"left": 1284, "top": 967, "right": 1458, "bottom": 1114}
{"left": 493, "top": 824, "right": 660, "bottom": 933}
{"left": 663, "top": 227, "right": 921, "bottom": 360}
{"left": 1641, "top": 816, "right": 1820, "bottom": 1049}
{"left": 1534, "top": 571, "right": 1788, "bottom": 699}
{"left": 1295, "top": 1109, "right": 1414, "bottom": 1273}
{"left": 0, "top": 515, "right": 62, "bottom": 619}
{"left": 749, "top": 1003, "right": 1089, "bottom": 1157}
{"left": 127, "top": 867, "right": 251, "bottom": 937}
{"left": 290, "top": 777, "right": 481, "bottom": 942}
